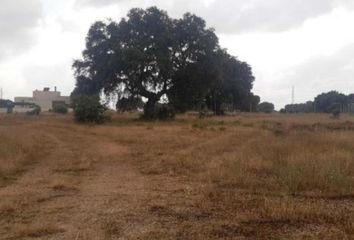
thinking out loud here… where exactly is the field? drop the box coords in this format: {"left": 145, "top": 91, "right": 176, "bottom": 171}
{"left": 1, "top": 113, "right": 354, "bottom": 239}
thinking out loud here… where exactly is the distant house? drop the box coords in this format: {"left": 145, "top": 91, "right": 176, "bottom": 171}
{"left": 14, "top": 87, "right": 70, "bottom": 112}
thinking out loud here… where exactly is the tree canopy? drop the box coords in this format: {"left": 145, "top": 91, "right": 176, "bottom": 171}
{"left": 72, "top": 7, "right": 257, "bottom": 118}
{"left": 284, "top": 101, "right": 314, "bottom": 113}
{"left": 314, "top": 91, "right": 350, "bottom": 113}
{"left": 258, "top": 102, "right": 275, "bottom": 113}
{"left": 204, "top": 50, "right": 256, "bottom": 114}
{"left": 116, "top": 96, "right": 144, "bottom": 112}
{"left": 282, "top": 91, "right": 354, "bottom": 114}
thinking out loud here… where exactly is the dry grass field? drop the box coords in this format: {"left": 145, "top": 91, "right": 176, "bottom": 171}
{"left": 1, "top": 112, "right": 354, "bottom": 239}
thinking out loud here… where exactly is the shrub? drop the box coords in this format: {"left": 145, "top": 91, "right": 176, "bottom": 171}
{"left": 52, "top": 104, "right": 68, "bottom": 114}
{"left": 73, "top": 95, "right": 109, "bottom": 124}
{"left": 27, "top": 105, "right": 41, "bottom": 115}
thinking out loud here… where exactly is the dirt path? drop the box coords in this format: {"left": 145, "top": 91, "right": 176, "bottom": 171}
{"left": 2, "top": 114, "right": 354, "bottom": 239}
{"left": 0, "top": 122, "right": 197, "bottom": 240}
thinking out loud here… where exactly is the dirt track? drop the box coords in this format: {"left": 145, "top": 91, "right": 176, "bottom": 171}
{"left": 1, "top": 114, "right": 354, "bottom": 239}
{"left": 0, "top": 117, "right": 209, "bottom": 239}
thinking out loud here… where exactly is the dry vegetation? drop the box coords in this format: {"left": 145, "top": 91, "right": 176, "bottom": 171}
{"left": 1, "top": 112, "right": 354, "bottom": 239}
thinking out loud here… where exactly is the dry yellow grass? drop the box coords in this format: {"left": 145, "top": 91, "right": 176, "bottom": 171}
{"left": 0, "top": 119, "right": 51, "bottom": 184}
{"left": 0, "top": 112, "right": 354, "bottom": 239}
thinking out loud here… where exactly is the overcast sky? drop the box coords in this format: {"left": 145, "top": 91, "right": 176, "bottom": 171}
{"left": 1, "top": 0, "right": 354, "bottom": 109}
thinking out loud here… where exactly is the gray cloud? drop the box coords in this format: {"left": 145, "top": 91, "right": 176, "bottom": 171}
{"left": 202, "top": 0, "right": 333, "bottom": 33}
{"left": 75, "top": 0, "right": 354, "bottom": 33}
{"left": 21, "top": 62, "right": 74, "bottom": 97}
{"left": 0, "top": 0, "right": 43, "bottom": 61}
{"left": 56, "top": 17, "right": 81, "bottom": 33}
{"left": 75, "top": 0, "right": 126, "bottom": 7}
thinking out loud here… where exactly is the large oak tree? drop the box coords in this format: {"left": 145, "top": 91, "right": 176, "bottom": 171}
{"left": 73, "top": 7, "right": 219, "bottom": 118}
{"left": 73, "top": 7, "right": 256, "bottom": 118}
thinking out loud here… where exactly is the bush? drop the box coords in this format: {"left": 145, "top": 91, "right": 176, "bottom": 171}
{"left": 73, "top": 95, "right": 109, "bottom": 124}
{"left": 27, "top": 105, "right": 41, "bottom": 115}
{"left": 53, "top": 104, "right": 68, "bottom": 114}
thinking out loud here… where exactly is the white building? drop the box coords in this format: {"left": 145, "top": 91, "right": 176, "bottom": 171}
{"left": 15, "top": 87, "right": 70, "bottom": 112}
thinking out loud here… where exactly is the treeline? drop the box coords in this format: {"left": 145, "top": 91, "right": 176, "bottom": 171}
{"left": 282, "top": 91, "right": 354, "bottom": 113}
{"left": 72, "top": 7, "right": 261, "bottom": 119}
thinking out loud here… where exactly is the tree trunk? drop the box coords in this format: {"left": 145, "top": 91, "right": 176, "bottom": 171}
{"left": 143, "top": 97, "right": 158, "bottom": 119}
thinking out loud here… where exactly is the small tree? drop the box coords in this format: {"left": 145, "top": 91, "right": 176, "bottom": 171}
{"left": 258, "top": 102, "right": 275, "bottom": 113}
{"left": 73, "top": 95, "right": 108, "bottom": 124}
